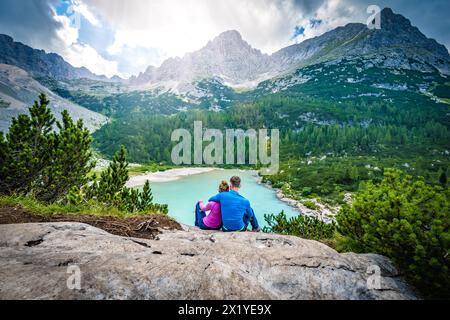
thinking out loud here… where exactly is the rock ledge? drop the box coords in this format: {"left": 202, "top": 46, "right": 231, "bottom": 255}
{"left": 0, "top": 222, "right": 418, "bottom": 300}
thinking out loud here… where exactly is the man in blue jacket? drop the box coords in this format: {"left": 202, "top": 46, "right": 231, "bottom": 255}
{"left": 208, "top": 176, "right": 260, "bottom": 232}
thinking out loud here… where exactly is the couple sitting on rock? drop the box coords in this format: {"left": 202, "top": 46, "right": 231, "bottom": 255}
{"left": 195, "top": 176, "right": 261, "bottom": 232}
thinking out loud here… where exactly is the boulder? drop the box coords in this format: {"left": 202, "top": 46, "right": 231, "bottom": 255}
{"left": 0, "top": 222, "right": 418, "bottom": 300}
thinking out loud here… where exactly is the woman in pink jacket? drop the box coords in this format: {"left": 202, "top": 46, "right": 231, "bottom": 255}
{"left": 195, "top": 181, "right": 229, "bottom": 230}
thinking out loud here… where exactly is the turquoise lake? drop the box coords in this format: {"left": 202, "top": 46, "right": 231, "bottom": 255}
{"left": 142, "top": 169, "right": 300, "bottom": 228}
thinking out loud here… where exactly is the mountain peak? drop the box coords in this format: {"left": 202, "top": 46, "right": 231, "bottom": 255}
{"left": 132, "top": 8, "right": 450, "bottom": 88}
{"left": 214, "top": 30, "right": 243, "bottom": 42}
{"left": 381, "top": 7, "right": 394, "bottom": 15}
{"left": 206, "top": 30, "right": 249, "bottom": 50}
{"left": 0, "top": 34, "right": 13, "bottom": 43}
{"left": 200, "top": 29, "right": 264, "bottom": 58}
{"left": 380, "top": 7, "right": 412, "bottom": 28}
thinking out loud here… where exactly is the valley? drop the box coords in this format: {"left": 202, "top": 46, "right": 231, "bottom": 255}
{"left": 1, "top": 8, "right": 449, "bottom": 205}
{"left": 0, "top": 6, "right": 449, "bottom": 299}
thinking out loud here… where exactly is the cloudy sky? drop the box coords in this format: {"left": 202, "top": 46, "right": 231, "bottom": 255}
{"left": 0, "top": 0, "right": 448, "bottom": 78}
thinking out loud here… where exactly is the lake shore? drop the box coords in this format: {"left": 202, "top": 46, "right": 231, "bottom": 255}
{"left": 260, "top": 179, "right": 339, "bottom": 224}
{"left": 126, "top": 167, "right": 220, "bottom": 187}
{"left": 128, "top": 167, "right": 340, "bottom": 223}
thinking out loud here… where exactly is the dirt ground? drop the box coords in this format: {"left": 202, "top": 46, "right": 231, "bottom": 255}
{"left": 0, "top": 205, "right": 182, "bottom": 240}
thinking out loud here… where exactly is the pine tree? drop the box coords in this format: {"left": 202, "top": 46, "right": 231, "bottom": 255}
{"left": 0, "top": 132, "right": 9, "bottom": 191}
{"left": 140, "top": 180, "right": 154, "bottom": 211}
{"left": 67, "top": 186, "right": 84, "bottom": 206}
{"left": 110, "top": 145, "right": 129, "bottom": 189}
{"left": 36, "top": 111, "right": 94, "bottom": 202}
{"left": 92, "top": 145, "right": 129, "bottom": 205}
{"left": 86, "top": 146, "right": 162, "bottom": 213}
{"left": 127, "top": 188, "right": 140, "bottom": 212}
{"left": 1, "top": 94, "right": 170, "bottom": 214}
{"left": 342, "top": 168, "right": 352, "bottom": 185}
{"left": 0, "top": 93, "right": 55, "bottom": 195}
{"left": 0, "top": 94, "right": 95, "bottom": 203}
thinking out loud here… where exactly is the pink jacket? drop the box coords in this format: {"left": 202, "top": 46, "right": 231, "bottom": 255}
{"left": 199, "top": 201, "right": 222, "bottom": 229}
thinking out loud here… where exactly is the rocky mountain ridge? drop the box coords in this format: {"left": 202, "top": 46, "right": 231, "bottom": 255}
{"left": 0, "top": 34, "right": 116, "bottom": 82}
{"left": 130, "top": 8, "right": 450, "bottom": 93}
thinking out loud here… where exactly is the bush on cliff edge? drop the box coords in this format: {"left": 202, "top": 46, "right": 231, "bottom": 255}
{"left": 336, "top": 169, "right": 450, "bottom": 299}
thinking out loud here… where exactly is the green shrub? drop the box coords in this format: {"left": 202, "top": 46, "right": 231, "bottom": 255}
{"left": 301, "top": 187, "right": 312, "bottom": 196}
{"left": 79, "top": 146, "right": 168, "bottom": 214}
{"left": 264, "top": 211, "right": 336, "bottom": 241}
{"left": 0, "top": 94, "right": 93, "bottom": 202}
{"left": 336, "top": 169, "right": 450, "bottom": 299}
{"left": 281, "top": 183, "right": 291, "bottom": 195}
{"left": 0, "top": 195, "right": 157, "bottom": 218}
{"left": 302, "top": 200, "right": 318, "bottom": 210}
{"left": 0, "top": 94, "right": 168, "bottom": 215}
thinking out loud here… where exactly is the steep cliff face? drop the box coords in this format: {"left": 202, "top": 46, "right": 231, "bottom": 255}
{"left": 0, "top": 222, "right": 418, "bottom": 300}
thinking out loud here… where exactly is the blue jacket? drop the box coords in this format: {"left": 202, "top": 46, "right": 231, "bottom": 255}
{"left": 209, "top": 190, "right": 259, "bottom": 231}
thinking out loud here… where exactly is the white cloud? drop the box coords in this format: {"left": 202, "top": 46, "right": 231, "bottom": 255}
{"left": 53, "top": 13, "right": 79, "bottom": 46}
{"left": 81, "top": 0, "right": 364, "bottom": 71}
{"left": 72, "top": 1, "right": 101, "bottom": 27}
{"left": 51, "top": 3, "right": 120, "bottom": 77}
{"left": 65, "top": 43, "right": 119, "bottom": 77}
{"left": 86, "top": 0, "right": 329, "bottom": 66}
{"left": 293, "top": 0, "right": 362, "bottom": 42}
{"left": 1, "top": 0, "right": 449, "bottom": 78}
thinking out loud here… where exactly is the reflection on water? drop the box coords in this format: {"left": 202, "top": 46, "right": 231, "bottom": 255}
{"left": 138, "top": 169, "right": 300, "bottom": 228}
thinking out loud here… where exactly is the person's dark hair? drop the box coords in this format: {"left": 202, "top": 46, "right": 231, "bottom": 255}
{"left": 230, "top": 176, "right": 241, "bottom": 188}
{"left": 219, "top": 181, "right": 229, "bottom": 193}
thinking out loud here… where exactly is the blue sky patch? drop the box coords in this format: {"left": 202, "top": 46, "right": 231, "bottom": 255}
{"left": 55, "top": 0, "right": 71, "bottom": 17}
{"left": 292, "top": 25, "right": 305, "bottom": 39}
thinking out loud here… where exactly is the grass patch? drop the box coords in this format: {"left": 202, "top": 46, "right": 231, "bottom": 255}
{"left": 264, "top": 211, "right": 336, "bottom": 242}
{"left": 0, "top": 195, "right": 157, "bottom": 218}
{"left": 0, "top": 196, "right": 181, "bottom": 240}
{"left": 128, "top": 163, "right": 175, "bottom": 176}
{"left": 302, "top": 200, "right": 319, "bottom": 210}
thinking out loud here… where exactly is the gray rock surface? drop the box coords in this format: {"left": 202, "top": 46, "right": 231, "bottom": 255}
{"left": 0, "top": 222, "right": 418, "bottom": 300}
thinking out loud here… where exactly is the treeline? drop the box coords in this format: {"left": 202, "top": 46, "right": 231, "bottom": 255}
{"left": 282, "top": 121, "right": 449, "bottom": 157}
{"left": 263, "top": 156, "right": 449, "bottom": 205}
{"left": 93, "top": 95, "right": 450, "bottom": 164}
{"left": 91, "top": 92, "right": 450, "bottom": 209}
